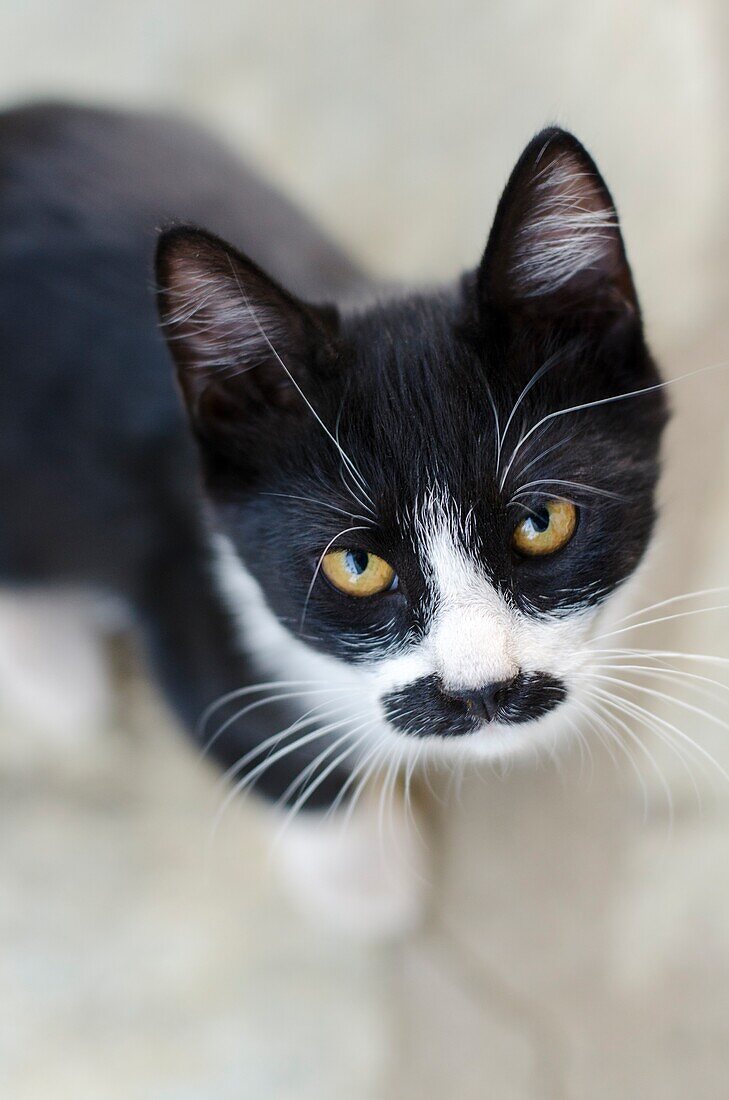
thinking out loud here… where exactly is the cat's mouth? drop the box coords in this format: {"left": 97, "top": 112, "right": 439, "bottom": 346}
{"left": 380, "top": 671, "right": 567, "bottom": 739}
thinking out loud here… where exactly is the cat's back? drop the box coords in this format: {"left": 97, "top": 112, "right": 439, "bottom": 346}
{"left": 0, "top": 102, "right": 362, "bottom": 433}
{"left": 0, "top": 102, "right": 363, "bottom": 587}
{"left": 0, "top": 101, "right": 363, "bottom": 295}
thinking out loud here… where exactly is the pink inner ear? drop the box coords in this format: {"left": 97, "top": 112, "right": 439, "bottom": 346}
{"left": 510, "top": 149, "right": 621, "bottom": 300}
{"left": 164, "top": 253, "right": 290, "bottom": 375}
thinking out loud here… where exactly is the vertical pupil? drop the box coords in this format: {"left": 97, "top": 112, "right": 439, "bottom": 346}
{"left": 532, "top": 507, "right": 551, "bottom": 533}
{"left": 347, "top": 550, "right": 370, "bottom": 575}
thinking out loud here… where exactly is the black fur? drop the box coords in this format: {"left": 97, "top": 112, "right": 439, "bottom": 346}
{"left": 0, "top": 104, "right": 667, "bottom": 807}
{"left": 382, "top": 672, "right": 567, "bottom": 738}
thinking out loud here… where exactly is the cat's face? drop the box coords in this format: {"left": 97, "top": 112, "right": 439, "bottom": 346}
{"left": 158, "top": 128, "right": 667, "bottom": 762}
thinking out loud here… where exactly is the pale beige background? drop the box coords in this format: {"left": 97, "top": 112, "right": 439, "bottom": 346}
{"left": 0, "top": 3, "right": 728, "bottom": 1098}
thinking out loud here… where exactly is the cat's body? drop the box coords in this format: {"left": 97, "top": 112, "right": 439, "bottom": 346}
{"left": 0, "top": 102, "right": 372, "bottom": 804}
{"left": 0, "top": 103, "right": 667, "bottom": 928}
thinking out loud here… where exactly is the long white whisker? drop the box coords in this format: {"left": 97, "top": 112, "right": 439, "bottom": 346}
{"left": 591, "top": 673, "right": 729, "bottom": 740}
{"left": 497, "top": 348, "right": 564, "bottom": 478}
{"left": 588, "top": 681, "right": 729, "bottom": 782}
{"left": 580, "top": 693, "right": 675, "bottom": 820}
{"left": 510, "top": 478, "right": 624, "bottom": 502}
{"left": 499, "top": 358, "right": 729, "bottom": 491}
{"left": 591, "top": 604, "right": 729, "bottom": 644}
{"left": 325, "top": 732, "right": 389, "bottom": 821}
{"left": 484, "top": 382, "right": 502, "bottom": 475}
{"left": 209, "top": 712, "right": 358, "bottom": 845}
{"left": 198, "top": 679, "right": 343, "bottom": 737}
{"left": 515, "top": 430, "right": 580, "bottom": 480}
{"left": 341, "top": 737, "right": 392, "bottom": 833}
{"left": 214, "top": 700, "right": 353, "bottom": 791}
{"left": 259, "top": 491, "right": 373, "bottom": 525}
{"left": 278, "top": 724, "right": 376, "bottom": 833}
{"left": 590, "top": 647, "right": 729, "bottom": 668}
{"left": 562, "top": 710, "right": 594, "bottom": 782}
{"left": 595, "top": 586, "right": 729, "bottom": 631}
{"left": 589, "top": 661, "right": 729, "bottom": 703}
{"left": 299, "top": 524, "right": 370, "bottom": 632}
{"left": 586, "top": 687, "right": 714, "bottom": 804}
{"left": 203, "top": 687, "right": 351, "bottom": 756}
{"left": 274, "top": 713, "right": 374, "bottom": 810}
{"left": 229, "top": 261, "right": 376, "bottom": 509}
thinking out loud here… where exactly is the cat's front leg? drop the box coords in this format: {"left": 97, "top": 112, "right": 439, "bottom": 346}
{"left": 137, "top": 549, "right": 429, "bottom": 938}
{"left": 270, "top": 782, "right": 428, "bottom": 940}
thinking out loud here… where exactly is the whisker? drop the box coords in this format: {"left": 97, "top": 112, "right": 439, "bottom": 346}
{"left": 513, "top": 429, "right": 580, "bottom": 480}
{"left": 591, "top": 604, "right": 729, "bottom": 645}
{"left": 589, "top": 661, "right": 729, "bottom": 705}
{"left": 510, "top": 478, "right": 624, "bottom": 503}
{"left": 274, "top": 713, "right": 374, "bottom": 810}
{"left": 587, "top": 681, "right": 729, "bottom": 783}
{"left": 259, "top": 491, "right": 373, "bottom": 525}
{"left": 497, "top": 348, "right": 564, "bottom": 479}
{"left": 562, "top": 711, "right": 594, "bottom": 783}
{"left": 203, "top": 687, "right": 351, "bottom": 757}
{"left": 590, "top": 647, "right": 729, "bottom": 669}
{"left": 278, "top": 724, "right": 376, "bottom": 833}
{"left": 324, "top": 732, "right": 389, "bottom": 821}
{"left": 578, "top": 693, "right": 673, "bottom": 821}
{"left": 299, "top": 524, "right": 371, "bottom": 632}
{"left": 214, "top": 700, "right": 353, "bottom": 795}
{"left": 499, "top": 357, "right": 729, "bottom": 491}
{"left": 340, "top": 737, "right": 392, "bottom": 833}
{"left": 379, "top": 745, "right": 403, "bottom": 855}
{"left": 596, "top": 586, "right": 729, "bottom": 631}
{"left": 229, "top": 260, "right": 376, "bottom": 512}
{"left": 591, "top": 673, "right": 729, "bottom": 743}
{"left": 198, "top": 678, "right": 343, "bottom": 738}
{"left": 585, "top": 687, "right": 713, "bottom": 809}
{"left": 484, "top": 381, "right": 502, "bottom": 475}
{"left": 209, "top": 712, "right": 358, "bottom": 845}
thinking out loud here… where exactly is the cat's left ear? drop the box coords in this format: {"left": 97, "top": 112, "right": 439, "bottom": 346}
{"left": 156, "top": 227, "right": 339, "bottom": 452}
{"left": 477, "top": 128, "right": 638, "bottom": 323}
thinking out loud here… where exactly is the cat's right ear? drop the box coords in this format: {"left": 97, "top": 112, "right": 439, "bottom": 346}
{"left": 156, "top": 227, "right": 339, "bottom": 454}
{"left": 476, "top": 128, "right": 639, "bottom": 326}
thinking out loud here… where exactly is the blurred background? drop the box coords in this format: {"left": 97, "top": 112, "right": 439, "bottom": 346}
{"left": 0, "top": 3, "right": 727, "bottom": 1097}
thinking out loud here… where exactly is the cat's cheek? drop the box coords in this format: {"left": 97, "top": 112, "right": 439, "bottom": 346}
{"left": 366, "top": 645, "right": 434, "bottom": 702}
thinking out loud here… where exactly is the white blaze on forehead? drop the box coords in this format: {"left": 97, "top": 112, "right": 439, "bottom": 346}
{"left": 425, "top": 524, "right": 519, "bottom": 689}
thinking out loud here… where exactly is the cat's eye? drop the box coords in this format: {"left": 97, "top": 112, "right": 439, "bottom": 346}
{"left": 512, "top": 499, "right": 577, "bottom": 557}
{"left": 321, "top": 548, "right": 397, "bottom": 597}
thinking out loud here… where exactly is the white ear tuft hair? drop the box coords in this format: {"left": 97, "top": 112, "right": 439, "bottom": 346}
{"left": 480, "top": 129, "right": 637, "bottom": 318}
{"left": 511, "top": 148, "right": 618, "bottom": 299}
{"left": 156, "top": 228, "right": 337, "bottom": 438}
{"left": 159, "top": 246, "right": 292, "bottom": 376}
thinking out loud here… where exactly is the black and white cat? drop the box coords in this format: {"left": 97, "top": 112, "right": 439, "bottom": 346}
{"left": 0, "top": 104, "right": 666, "bottom": 931}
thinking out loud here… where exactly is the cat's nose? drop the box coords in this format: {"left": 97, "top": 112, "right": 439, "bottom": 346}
{"left": 443, "top": 680, "right": 515, "bottom": 723}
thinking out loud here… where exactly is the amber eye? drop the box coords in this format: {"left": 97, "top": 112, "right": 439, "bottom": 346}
{"left": 321, "top": 548, "right": 397, "bottom": 597}
{"left": 512, "top": 499, "right": 578, "bottom": 557}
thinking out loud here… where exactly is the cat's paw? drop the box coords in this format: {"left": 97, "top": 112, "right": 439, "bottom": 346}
{"left": 0, "top": 590, "right": 113, "bottom": 769}
{"left": 271, "top": 787, "right": 429, "bottom": 940}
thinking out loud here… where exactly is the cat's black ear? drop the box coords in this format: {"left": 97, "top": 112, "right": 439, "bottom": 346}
{"left": 478, "top": 128, "right": 638, "bottom": 323}
{"left": 156, "top": 227, "right": 338, "bottom": 449}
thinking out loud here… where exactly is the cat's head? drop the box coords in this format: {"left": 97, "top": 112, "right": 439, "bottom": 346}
{"left": 157, "top": 128, "right": 667, "bottom": 762}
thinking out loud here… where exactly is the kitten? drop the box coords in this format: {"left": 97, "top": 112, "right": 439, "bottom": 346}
{"left": 0, "top": 103, "right": 666, "bottom": 931}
